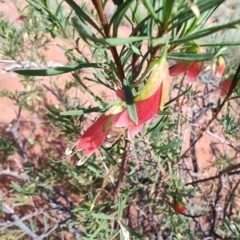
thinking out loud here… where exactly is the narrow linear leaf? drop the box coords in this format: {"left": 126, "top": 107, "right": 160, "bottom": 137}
{"left": 200, "top": 41, "right": 240, "bottom": 47}
{"left": 61, "top": 107, "right": 101, "bottom": 116}
{"left": 123, "top": 79, "right": 138, "bottom": 124}
{"left": 80, "top": 26, "right": 170, "bottom": 47}
{"left": 154, "top": 140, "right": 183, "bottom": 151}
{"left": 171, "top": 0, "right": 224, "bottom": 29}
{"left": 109, "top": 0, "right": 134, "bottom": 37}
{"left": 130, "top": 0, "right": 144, "bottom": 24}
{"left": 14, "top": 63, "right": 102, "bottom": 76}
{"left": 165, "top": 85, "right": 192, "bottom": 106}
{"left": 171, "top": 19, "right": 240, "bottom": 44}
{"left": 162, "top": 0, "right": 175, "bottom": 27}
{"left": 167, "top": 52, "right": 215, "bottom": 61}
{"left": 79, "top": 26, "right": 150, "bottom": 46}
{"left": 91, "top": 213, "right": 115, "bottom": 220}
{"left": 151, "top": 34, "right": 171, "bottom": 47}
{"left": 142, "top": 0, "right": 159, "bottom": 22}
{"left": 119, "top": 221, "right": 145, "bottom": 238}
{"left": 64, "top": 0, "right": 104, "bottom": 36}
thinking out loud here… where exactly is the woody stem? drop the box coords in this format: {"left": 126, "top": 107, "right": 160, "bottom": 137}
{"left": 113, "top": 139, "right": 130, "bottom": 204}
{"left": 91, "top": 0, "right": 125, "bottom": 85}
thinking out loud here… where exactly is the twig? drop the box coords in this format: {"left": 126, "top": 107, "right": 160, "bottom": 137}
{"left": 223, "top": 178, "right": 240, "bottom": 218}
{"left": 2, "top": 202, "right": 39, "bottom": 239}
{"left": 100, "top": 156, "right": 115, "bottom": 187}
{"left": 7, "top": 107, "right": 31, "bottom": 167}
{"left": 37, "top": 222, "right": 60, "bottom": 240}
{"left": 206, "top": 130, "right": 240, "bottom": 152}
{"left": 0, "top": 209, "right": 44, "bottom": 230}
{"left": 113, "top": 139, "right": 130, "bottom": 204}
{"left": 209, "top": 174, "right": 224, "bottom": 238}
{"left": 0, "top": 168, "right": 29, "bottom": 180}
{"left": 176, "top": 64, "right": 240, "bottom": 165}
{"left": 186, "top": 163, "right": 240, "bottom": 186}
{"left": 91, "top": 0, "right": 125, "bottom": 85}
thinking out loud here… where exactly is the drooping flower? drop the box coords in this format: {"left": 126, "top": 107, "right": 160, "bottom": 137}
{"left": 76, "top": 48, "right": 170, "bottom": 156}
{"left": 219, "top": 78, "right": 232, "bottom": 96}
{"left": 169, "top": 61, "right": 203, "bottom": 83}
{"left": 169, "top": 45, "right": 204, "bottom": 83}
{"left": 172, "top": 196, "right": 186, "bottom": 214}
{"left": 174, "top": 201, "right": 186, "bottom": 214}
{"left": 113, "top": 62, "right": 170, "bottom": 140}
{"left": 76, "top": 114, "right": 112, "bottom": 156}
{"left": 215, "top": 56, "right": 225, "bottom": 78}
{"left": 76, "top": 103, "right": 124, "bottom": 156}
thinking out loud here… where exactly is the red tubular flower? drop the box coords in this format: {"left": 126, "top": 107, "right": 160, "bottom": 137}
{"left": 172, "top": 197, "right": 186, "bottom": 214}
{"left": 174, "top": 202, "right": 186, "bottom": 214}
{"left": 215, "top": 56, "right": 225, "bottom": 78}
{"left": 170, "top": 61, "right": 203, "bottom": 83}
{"left": 76, "top": 102, "right": 125, "bottom": 156}
{"left": 169, "top": 45, "right": 203, "bottom": 83}
{"left": 113, "top": 60, "right": 170, "bottom": 140}
{"left": 114, "top": 78, "right": 165, "bottom": 140}
{"left": 76, "top": 48, "right": 170, "bottom": 156}
{"left": 219, "top": 79, "right": 232, "bottom": 96}
{"left": 17, "top": 15, "right": 25, "bottom": 22}
{"left": 76, "top": 114, "right": 112, "bottom": 156}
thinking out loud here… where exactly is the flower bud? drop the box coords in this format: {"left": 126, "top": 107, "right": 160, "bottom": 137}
{"left": 215, "top": 56, "right": 225, "bottom": 78}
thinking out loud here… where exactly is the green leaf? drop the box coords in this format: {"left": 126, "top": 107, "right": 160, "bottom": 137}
{"left": 109, "top": 0, "right": 134, "bottom": 37}
{"left": 14, "top": 63, "right": 102, "bottom": 76}
{"left": 124, "top": 43, "right": 143, "bottom": 56}
{"left": 64, "top": 0, "right": 104, "bottom": 36}
{"left": 27, "top": 0, "right": 69, "bottom": 38}
{"left": 171, "top": 19, "right": 240, "bottom": 44}
{"left": 167, "top": 52, "right": 215, "bottom": 61}
{"left": 119, "top": 221, "right": 145, "bottom": 238}
{"left": 91, "top": 213, "right": 115, "bottom": 220}
{"left": 154, "top": 140, "right": 182, "bottom": 151}
{"left": 162, "top": 0, "right": 175, "bottom": 27}
{"left": 130, "top": 0, "right": 144, "bottom": 24}
{"left": 11, "top": 181, "right": 23, "bottom": 192}
{"left": 151, "top": 34, "right": 171, "bottom": 47}
{"left": 61, "top": 107, "right": 101, "bottom": 116}
{"left": 165, "top": 85, "right": 192, "bottom": 107}
{"left": 88, "top": 220, "right": 108, "bottom": 240}
{"left": 123, "top": 79, "right": 138, "bottom": 124}
{"left": 142, "top": 0, "right": 159, "bottom": 22}
{"left": 171, "top": 0, "right": 224, "bottom": 29}
{"left": 78, "top": 27, "right": 149, "bottom": 46}
{"left": 200, "top": 41, "right": 240, "bottom": 47}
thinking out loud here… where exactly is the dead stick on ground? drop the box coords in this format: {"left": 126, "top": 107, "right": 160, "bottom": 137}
{"left": 7, "top": 107, "right": 31, "bottom": 167}
{"left": 2, "top": 202, "right": 39, "bottom": 239}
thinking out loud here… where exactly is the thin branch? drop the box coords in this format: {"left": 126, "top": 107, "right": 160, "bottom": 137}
{"left": 206, "top": 130, "right": 240, "bottom": 152}
{"left": 177, "top": 64, "right": 240, "bottom": 164}
{"left": 0, "top": 168, "right": 29, "bottom": 180}
{"left": 37, "top": 222, "right": 60, "bottom": 240}
{"left": 186, "top": 163, "right": 240, "bottom": 186}
{"left": 0, "top": 209, "right": 44, "bottom": 230}
{"left": 209, "top": 174, "right": 224, "bottom": 238}
{"left": 91, "top": 0, "right": 125, "bottom": 84}
{"left": 223, "top": 179, "right": 240, "bottom": 217}
{"left": 2, "top": 202, "right": 39, "bottom": 239}
{"left": 7, "top": 107, "right": 31, "bottom": 167}
{"left": 113, "top": 139, "right": 130, "bottom": 204}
